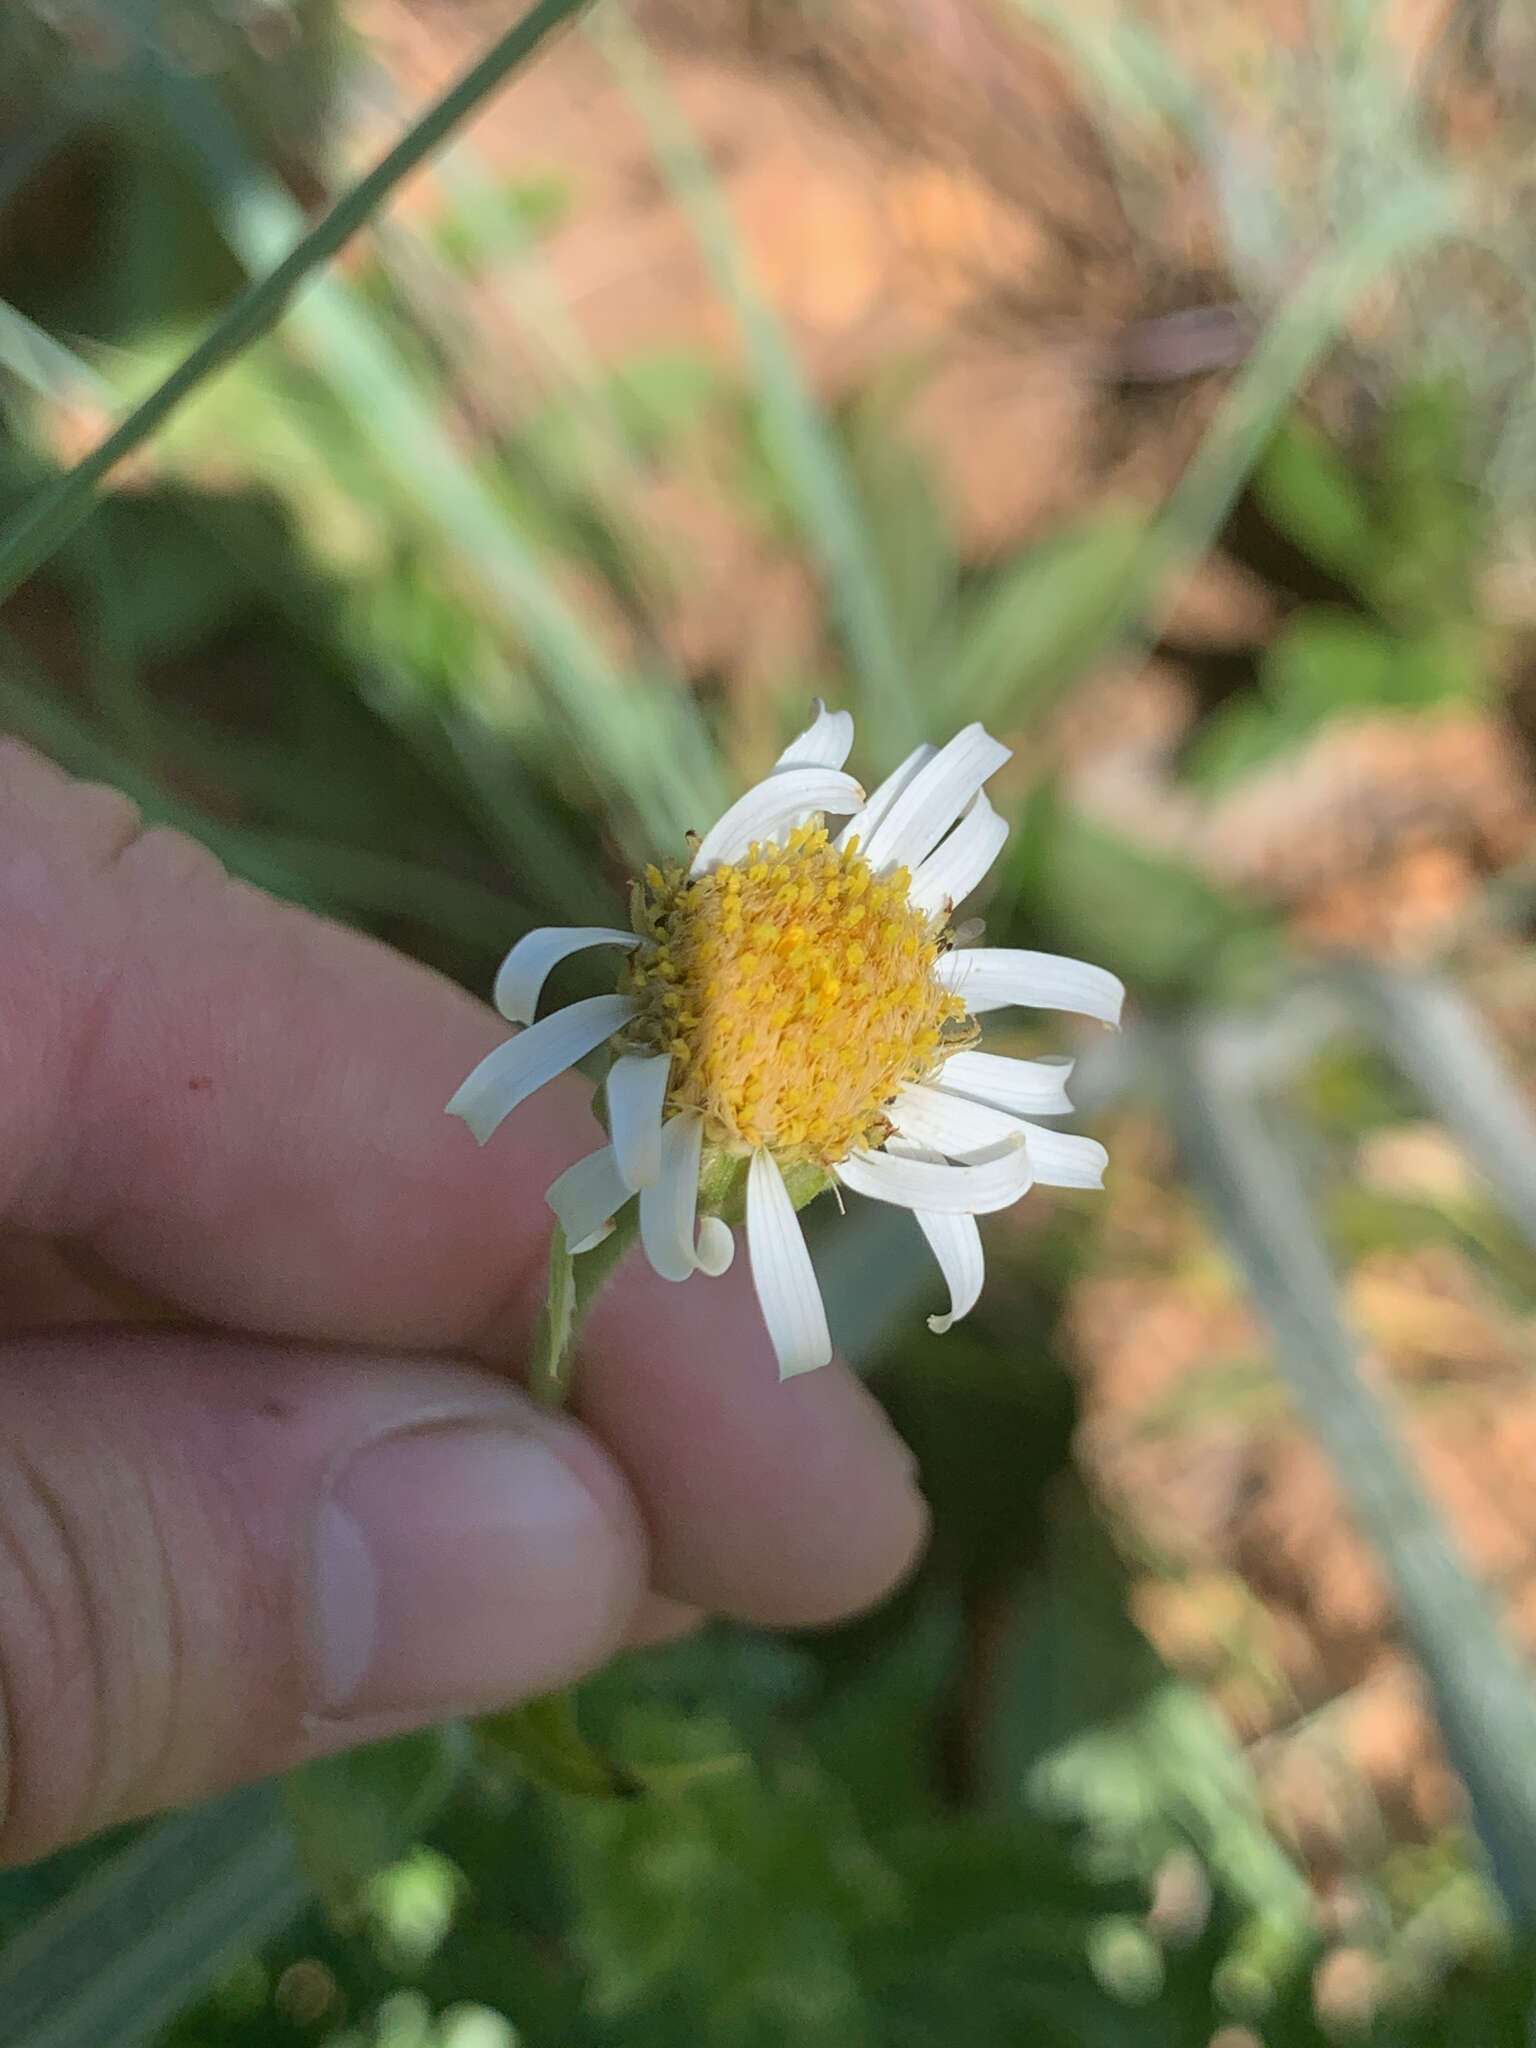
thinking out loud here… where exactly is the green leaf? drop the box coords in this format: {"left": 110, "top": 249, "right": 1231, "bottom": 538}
{"left": 1254, "top": 416, "right": 1378, "bottom": 587}
{"left": 0, "top": 1785, "right": 305, "bottom": 2048}
{"left": 1262, "top": 607, "right": 1398, "bottom": 716}
{"left": 1264, "top": 607, "right": 1475, "bottom": 723}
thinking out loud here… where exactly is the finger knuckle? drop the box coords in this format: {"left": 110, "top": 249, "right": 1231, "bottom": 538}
{"left": 0, "top": 1434, "right": 176, "bottom": 1865}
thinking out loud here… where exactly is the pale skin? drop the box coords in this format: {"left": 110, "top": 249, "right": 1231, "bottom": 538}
{"left": 0, "top": 738, "right": 928, "bottom": 1869}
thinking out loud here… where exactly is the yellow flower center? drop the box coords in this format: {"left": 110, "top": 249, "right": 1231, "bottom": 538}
{"left": 621, "top": 821, "right": 970, "bottom": 1164}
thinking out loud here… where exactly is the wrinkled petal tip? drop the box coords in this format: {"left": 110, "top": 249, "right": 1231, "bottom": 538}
{"left": 774, "top": 699, "right": 856, "bottom": 773}
{"left": 926, "top": 1312, "right": 957, "bottom": 1335}
{"left": 695, "top": 1215, "right": 735, "bottom": 1276}
{"left": 1022, "top": 1127, "right": 1109, "bottom": 1190}
{"left": 444, "top": 1093, "right": 494, "bottom": 1144}
{"left": 779, "top": 1348, "right": 833, "bottom": 1380}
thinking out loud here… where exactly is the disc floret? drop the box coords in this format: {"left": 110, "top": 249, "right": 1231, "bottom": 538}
{"left": 621, "top": 821, "right": 970, "bottom": 1165}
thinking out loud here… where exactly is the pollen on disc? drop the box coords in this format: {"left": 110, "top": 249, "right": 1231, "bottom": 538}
{"left": 621, "top": 822, "right": 969, "bottom": 1165}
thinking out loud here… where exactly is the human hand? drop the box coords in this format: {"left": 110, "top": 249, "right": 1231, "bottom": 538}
{"left": 0, "top": 739, "right": 927, "bottom": 1867}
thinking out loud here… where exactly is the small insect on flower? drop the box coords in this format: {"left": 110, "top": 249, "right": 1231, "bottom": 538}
{"left": 448, "top": 707, "right": 1124, "bottom": 1378}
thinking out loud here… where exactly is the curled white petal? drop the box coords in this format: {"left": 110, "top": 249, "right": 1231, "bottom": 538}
{"left": 933, "top": 1049, "right": 1075, "bottom": 1118}
{"left": 1019, "top": 1122, "right": 1108, "bottom": 1189}
{"left": 694, "top": 1214, "right": 736, "bottom": 1276}
{"left": 639, "top": 1110, "right": 706, "bottom": 1282}
{"left": 888, "top": 1081, "right": 1023, "bottom": 1160}
{"left": 689, "top": 766, "right": 864, "bottom": 876}
{"left": 935, "top": 946, "right": 1125, "bottom": 1025}
{"left": 862, "top": 724, "right": 1012, "bottom": 876}
{"left": 836, "top": 1137, "right": 1033, "bottom": 1216}
{"left": 547, "top": 1146, "right": 631, "bottom": 1253}
{"left": 746, "top": 1148, "right": 832, "bottom": 1378}
{"left": 774, "top": 698, "right": 854, "bottom": 771}
{"left": 447, "top": 994, "right": 634, "bottom": 1144}
{"left": 493, "top": 926, "right": 639, "bottom": 1026}
{"left": 887, "top": 1137, "right": 984, "bottom": 1333}
{"left": 908, "top": 792, "right": 1010, "bottom": 916}
{"left": 918, "top": 1209, "right": 984, "bottom": 1333}
{"left": 835, "top": 743, "right": 935, "bottom": 853}
{"left": 606, "top": 1051, "right": 672, "bottom": 1192}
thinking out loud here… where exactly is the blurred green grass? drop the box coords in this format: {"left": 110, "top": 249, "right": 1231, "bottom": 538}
{"left": 3, "top": 2, "right": 1536, "bottom": 2043}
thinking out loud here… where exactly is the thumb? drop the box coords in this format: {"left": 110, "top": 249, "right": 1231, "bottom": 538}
{"left": 0, "top": 1331, "right": 648, "bottom": 1867}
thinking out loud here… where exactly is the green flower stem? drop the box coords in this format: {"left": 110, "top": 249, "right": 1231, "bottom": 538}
{"left": 528, "top": 1205, "right": 641, "bottom": 1411}
{"left": 494, "top": 1205, "right": 646, "bottom": 1803}
{"left": 0, "top": 0, "right": 590, "bottom": 607}
{"left": 478, "top": 1690, "right": 641, "bottom": 1801}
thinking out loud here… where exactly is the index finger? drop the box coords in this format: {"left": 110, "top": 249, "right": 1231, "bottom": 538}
{"left": 0, "top": 738, "right": 927, "bottom": 1622}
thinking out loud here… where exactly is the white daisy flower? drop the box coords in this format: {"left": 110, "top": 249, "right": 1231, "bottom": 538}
{"left": 448, "top": 706, "right": 1123, "bottom": 1379}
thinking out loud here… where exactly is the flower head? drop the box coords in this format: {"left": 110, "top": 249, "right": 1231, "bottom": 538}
{"left": 448, "top": 707, "right": 1123, "bottom": 1378}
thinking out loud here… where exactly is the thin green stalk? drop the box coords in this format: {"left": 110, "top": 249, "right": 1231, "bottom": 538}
{"left": 131, "top": 34, "right": 721, "bottom": 856}
{"left": 1345, "top": 964, "right": 1536, "bottom": 1259}
{"left": 1163, "top": 1017, "right": 1536, "bottom": 1921}
{"left": 0, "top": 0, "right": 591, "bottom": 607}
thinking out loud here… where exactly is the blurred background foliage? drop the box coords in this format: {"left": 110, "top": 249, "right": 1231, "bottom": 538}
{"left": 4, "top": 0, "right": 1536, "bottom": 2043}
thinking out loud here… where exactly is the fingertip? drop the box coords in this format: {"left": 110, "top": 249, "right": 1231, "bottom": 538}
{"left": 577, "top": 1254, "right": 931, "bottom": 1629}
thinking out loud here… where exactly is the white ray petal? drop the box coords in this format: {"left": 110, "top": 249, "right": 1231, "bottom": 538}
{"left": 606, "top": 1051, "right": 673, "bottom": 1191}
{"left": 639, "top": 1110, "right": 706, "bottom": 1282}
{"left": 933, "top": 1049, "right": 1075, "bottom": 1117}
{"left": 546, "top": 1145, "right": 632, "bottom": 1254}
{"left": 935, "top": 946, "right": 1125, "bottom": 1025}
{"left": 862, "top": 724, "right": 1012, "bottom": 876}
{"left": 773, "top": 698, "right": 854, "bottom": 771}
{"left": 493, "top": 926, "right": 640, "bottom": 1025}
{"left": 689, "top": 766, "right": 865, "bottom": 876}
{"left": 836, "top": 1138, "right": 1033, "bottom": 1215}
{"left": 908, "top": 792, "right": 1010, "bottom": 916}
{"left": 695, "top": 1215, "right": 736, "bottom": 1275}
{"left": 886, "top": 1137, "right": 985, "bottom": 1333}
{"left": 447, "top": 994, "right": 634, "bottom": 1144}
{"left": 1019, "top": 1122, "right": 1109, "bottom": 1189}
{"left": 888, "top": 1082, "right": 1023, "bottom": 1159}
{"left": 917, "top": 1210, "right": 984, "bottom": 1332}
{"left": 746, "top": 1148, "right": 832, "bottom": 1378}
{"left": 835, "top": 743, "right": 935, "bottom": 852}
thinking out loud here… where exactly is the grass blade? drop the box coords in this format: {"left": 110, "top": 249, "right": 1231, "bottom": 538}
{"left": 0, "top": 0, "right": 592, "bottom": 607}
{"left": 0, "top": 298, "right": 112, "bottom": 411}
{"left": 132, "top": 43, "right": 722, "bottom": 855}
{"left": 1346, "top": 963, "right": 1536, "bottom": 1257}
{"left": 0, "top": 1784, "right": 305, "bottom": 2048}
{"left": 588, "top": 2, "right": 915, "bottom": 752}
{"left": 1162, "top": 1016, "right": 1536, "bottom": 1921}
